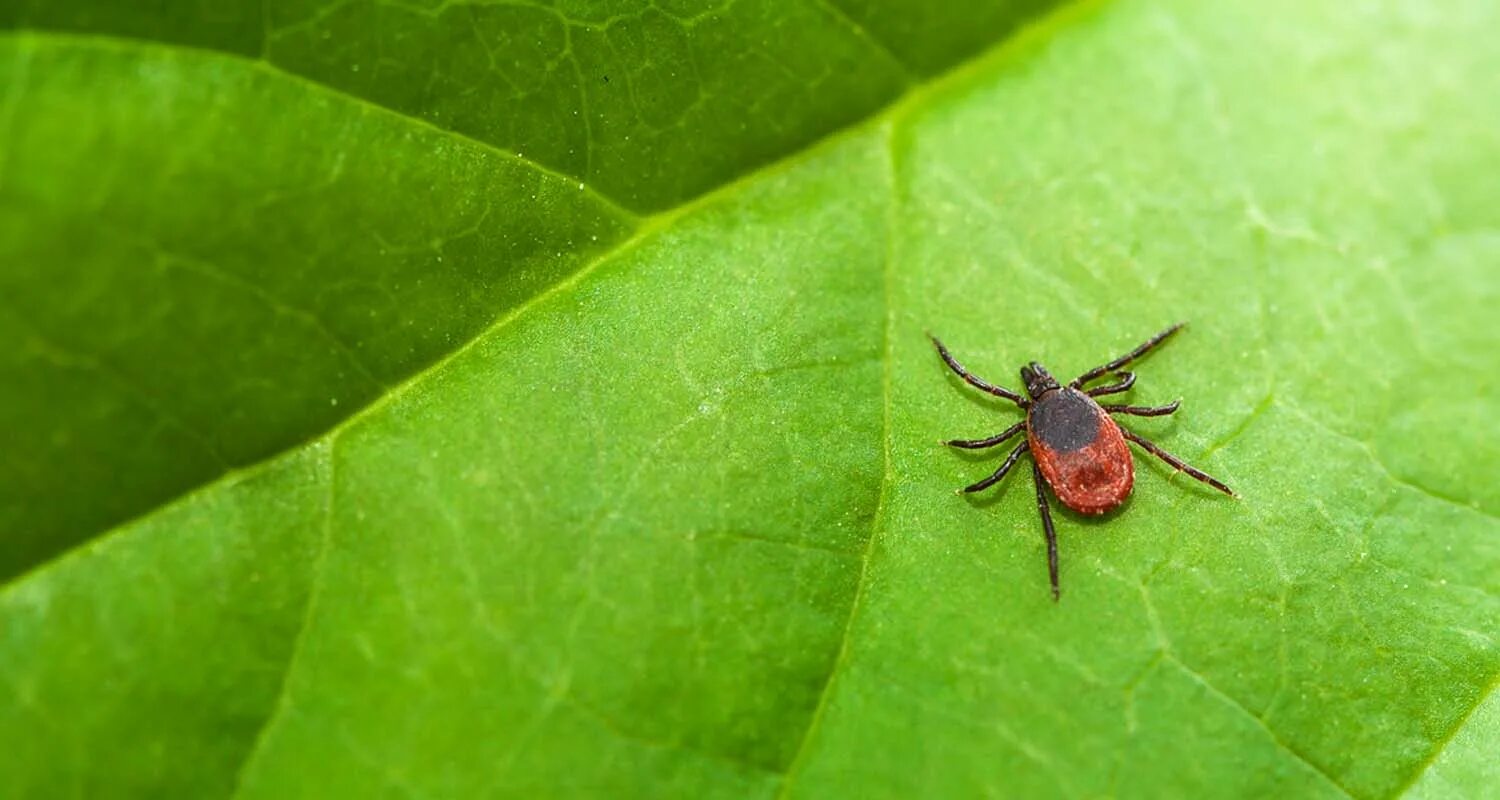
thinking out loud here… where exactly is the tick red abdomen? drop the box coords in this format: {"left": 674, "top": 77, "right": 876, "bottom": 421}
{"left": 1027, "top": 388, "right": 1134, "bottom": 515}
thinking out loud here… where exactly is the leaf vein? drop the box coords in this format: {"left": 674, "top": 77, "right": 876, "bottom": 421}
{"left": 227, "top": 440, "right": 338, "bottom": 799}
{"left": 1391, "top": 671, "right": 1500, "bottom": 798}
{"left": 1165, "top": 655, "right": 1358, "bottom": 800}
{"left": 0, "top": 304, "right": 233, "bottom": 468}
{"left": 807, "top": 0, "right": 916, "bottom": 85}
{"left": 2, "top": 29, "right": 643, "bottom": 225}
{"left": 1282, "top": 402, "right": 1497, "bottom": 521}
{"left": 772, "top": 117, "right": 899, "bottom": 798}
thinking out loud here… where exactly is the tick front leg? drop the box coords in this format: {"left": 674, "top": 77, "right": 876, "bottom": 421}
{"left": 1120, "top": 428, "right": 1235, "bottom": 496}
{"left": 1102, "top": 400, "right": 1180, "bottom": 417}
{"left": 930, "top": 335, "right": 1029, "bottom": 407}
{"left": 1086, "top": 371, "right": 1135, "bottom": 397}
{"left": 960, "top": 441, "right": 1028, "bottom": 494}
{"left": 1030, "top": 460, "right": 1060, "bottom": 602}
{"left": 945, "top": 420, "right": 1025, "bottom": 449}
{"left": 1069, "top": 322, "right": 1185, "bottom": 388}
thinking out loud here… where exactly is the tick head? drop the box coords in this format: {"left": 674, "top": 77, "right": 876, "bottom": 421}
{"left": 1020, "top": 361, "right": 1060, "bottom": 399}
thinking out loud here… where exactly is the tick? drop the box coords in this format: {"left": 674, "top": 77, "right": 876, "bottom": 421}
{"left": 931, "top": 322, "right": 1234, "bottom": 600}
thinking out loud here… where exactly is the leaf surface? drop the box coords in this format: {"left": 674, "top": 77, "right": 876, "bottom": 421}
{"left": 2, "top": 1, "right": 1498, "bottom": 798}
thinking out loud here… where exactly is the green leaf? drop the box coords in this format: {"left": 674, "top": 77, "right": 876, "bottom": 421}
{"left": 3, "top": 0, "right": 1498, "bottom": 798}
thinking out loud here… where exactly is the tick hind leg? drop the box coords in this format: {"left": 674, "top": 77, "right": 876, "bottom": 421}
{"left": 1070, "top": 323, "right": 1185, "bottom": 388}
{"left": 960, "top": 441, "right": 1028, "bottom": 494}
{"left": 1120, "top": 428, "right": 1235, "bottom": 496}
{"left": 1030, "top": 460, "right": 1060, "bottom": 601}
{"left": 931, "top": 336, "right": 1028, "bottom": 407}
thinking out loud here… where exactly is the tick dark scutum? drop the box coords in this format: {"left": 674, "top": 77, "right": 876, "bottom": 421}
{"left": 931, "top": 323, "right": 1235, "bottom": 601}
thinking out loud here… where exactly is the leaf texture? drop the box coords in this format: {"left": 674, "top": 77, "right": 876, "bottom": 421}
{"left": 1, "top": 1, "right": 1497, "bottom": 798}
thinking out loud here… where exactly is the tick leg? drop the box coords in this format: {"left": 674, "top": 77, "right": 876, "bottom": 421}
{"left": 946, "top": 420, "right": 1025, "bottom": 449}
{"left": 1031, "top": 460, "right": 1060, "bottom": 602}
{"left": 931, "top": 335, "right": 1028, "bottom": 407}
{"left": 1102, "top": 400, "right": 1180, "bottom": 417}
{"left": 1086, "top": 371, "right": 1135, "bottom": 397}
{"left": 960, "top": 441, "right": 1028, "bottom": 494}
{"left": 1069, "top": 322, "right": 1185, "bottom": 388}
{"left": 1120, "top": 428, "right": 1235, "bottom": 496}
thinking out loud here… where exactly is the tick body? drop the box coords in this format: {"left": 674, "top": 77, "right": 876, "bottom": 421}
{"left": 1027, "top": 386, "right": 1133, "bottom": 515}
{"left": 932, "top": 323, "right": 1234, "bottom": 600}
